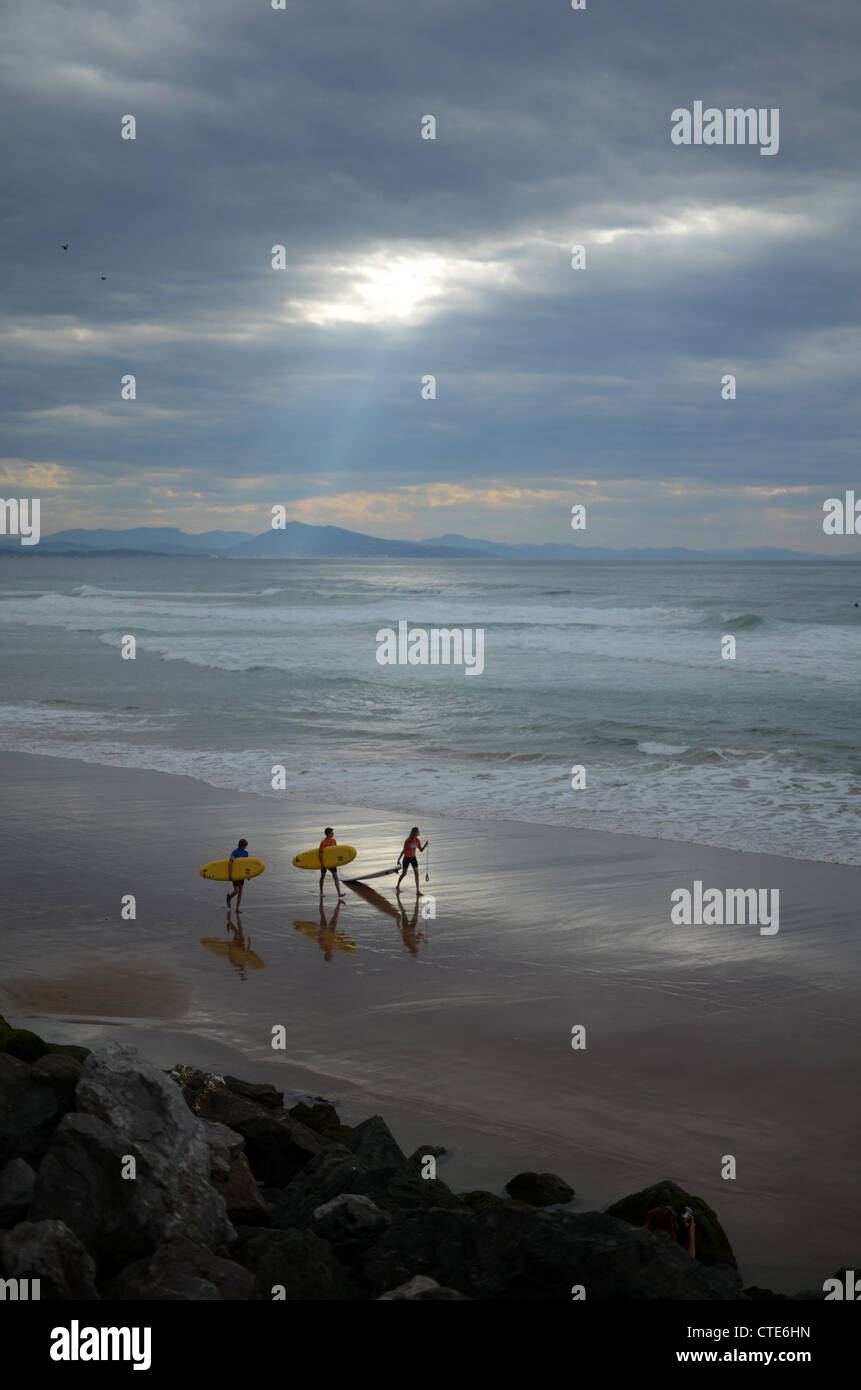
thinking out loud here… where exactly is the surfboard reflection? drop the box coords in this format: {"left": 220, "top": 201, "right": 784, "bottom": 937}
{"left": 200, "top": 912, "right": 266, "bottom": 980}
{"left": 293, "top": 901, "right": 357, "bottom": 962}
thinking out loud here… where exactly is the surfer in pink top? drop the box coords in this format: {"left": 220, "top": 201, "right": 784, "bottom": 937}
{"left": 396, "top": 826, "right": 428, "bottom": 896}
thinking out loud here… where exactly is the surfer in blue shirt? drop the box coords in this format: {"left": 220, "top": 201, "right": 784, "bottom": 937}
{"left": 226, "top": 838, "right": 249, "bottom": 909}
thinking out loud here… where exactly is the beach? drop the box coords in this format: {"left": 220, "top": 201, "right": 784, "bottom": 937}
{"left": 1, "top": 749, "right": 858, "bottom": 1293}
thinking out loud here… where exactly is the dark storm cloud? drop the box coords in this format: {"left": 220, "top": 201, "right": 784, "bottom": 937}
{"left": 0, "top": 0, "right": 859, "bottom": 544}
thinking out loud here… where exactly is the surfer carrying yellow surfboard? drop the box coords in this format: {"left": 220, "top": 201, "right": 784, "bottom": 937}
{"left": 319, "top": 828, "right": 347, "bottom": 901}
{"left": 396, "top": 827, "right": 428, "bottom": 896}
{"left": 226, "top": 838, "right": 249, "bottom": 909}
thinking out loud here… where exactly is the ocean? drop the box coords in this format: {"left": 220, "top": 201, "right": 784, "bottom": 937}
{"left": 0, "top": 554, "right": 859, "bottom": 864}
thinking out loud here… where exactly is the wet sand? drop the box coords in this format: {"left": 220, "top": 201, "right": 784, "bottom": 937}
{"left": 1, "top": 750, "right": 859, "bottom": 1292}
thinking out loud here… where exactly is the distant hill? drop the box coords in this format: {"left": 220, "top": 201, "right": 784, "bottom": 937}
{"left": 227, "top": 522, "right": 475, "bottom": 558}
{"left": 0, "top": 521, "right": 852, "bottom": 561}
{"left": 33, "top": 527, "right": 251, "bottom": 555}
{"left": 424, "top": 533, "right": 839, "bottom": 561}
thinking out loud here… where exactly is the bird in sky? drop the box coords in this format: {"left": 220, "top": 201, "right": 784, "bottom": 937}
{"left": 60, "top": 243, "right": 68, "bottom": 250}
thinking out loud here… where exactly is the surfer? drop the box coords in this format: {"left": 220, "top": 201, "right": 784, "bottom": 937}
{"left": 226, "top": 838, "right": 249, "bottom": 909}
{"left": 396, "top": 826, "right": 428, "bottom": 896}
{"left": 319, "top": 828, "right": 346, "bottom": 901}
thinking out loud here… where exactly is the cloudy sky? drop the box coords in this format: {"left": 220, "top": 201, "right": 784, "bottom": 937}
{"left": 2, "top": 0, "right": 860, "bottom": 550}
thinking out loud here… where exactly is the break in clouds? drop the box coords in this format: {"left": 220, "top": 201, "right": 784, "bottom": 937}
{"left": 1, "top": 0, "right": 860, "bottom": 547}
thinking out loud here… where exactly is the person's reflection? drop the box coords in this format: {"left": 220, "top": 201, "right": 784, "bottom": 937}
{"left": 398, "top": 897, "right": 426, "bottom": 956}
{"left": 292, "top": 899, "right": 357, "bottom": 960}
{"left": 317, "top": 899, "right": 341, "bottom": 962}
{"left": 199, "top": 909, "right": 266, "bottom": 979}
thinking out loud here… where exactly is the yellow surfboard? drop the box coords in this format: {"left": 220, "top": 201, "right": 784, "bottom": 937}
{"left": 292, "top": 846, "right": 357, "bottom": 870}
{"left": 200, "top": 857, "right": 266, "bottom": 882}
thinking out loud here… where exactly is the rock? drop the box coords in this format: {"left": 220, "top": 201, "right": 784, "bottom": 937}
{"left": 607, "top": 1179, "right": 737, "bottom": 1268}
{"left": 408, "top": 1145, "right": 448, "bottom": 1166}
{"left": 44, "top": 1044, "right": 91, "bottom": 1063}
{"left": 33, "top": 1043, "right": 233, "bottom": 1269}
{"left": 289, "top": 1101, "right": 352, "bottom": 1144}
{"left": 32, "top": 1112, "right": 151, "bottom": 1266}
{"left": 0, "top": 1028, "right": 51, "bottom": 1063}
{"left": 459, "top": 1190, "right": 505, "bottom": 1213}
{"left": 0, "top": 1219, "right": 98, "bottom": 1299}
{"left": 505, "top": 1172, "right": 575, "bottom": 1207}
{"left": 0, "top": 1052, "right": 64, "bottom": 1165}
{"left": 223, "top": 1076, "right": 283, "bottom": 1111}
{"left": 201, "top": 1120, "right": 270, "bottom": 1225}
{"left": 167, "top": 1065, "right": 226, "bottom": 1111}
{"left": 744, "top": 1286, "right": 789, "bottom": 1300}
{"left": 0, "top": 1158, "right": 36, "bottom": 1227}
{"left": 29, "top": 1054, "right": 83, "bottom": 1110}
{"left": 362, "top": 1206, "right": 744, "bottom": 1300}
{"left": 233, "top": 1227, "right": 357, "bottom": 1300}
{"left": 311, "top": 1193, "right": 388, "bottom": 1246}
{"left": 266, "top": 1146, "right": 372, "bottom": 1228}
{"left": 188, "top": 1087, "right": 323, "bottom": 1187}
{"left": 345, "top": 1115, "right": 406, "bottom": 1173}
{"left": 373, "top": 1163, "right": 463, "bottom": 1214}
{"left": 107, "top": 1238, "right": 255, "bottom": 1300}
{"left": 378, "top": 1275, "right": 469, "bottom": 1300}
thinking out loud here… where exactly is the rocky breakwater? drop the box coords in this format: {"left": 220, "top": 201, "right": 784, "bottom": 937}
{"left": 0, "top": 1018, "right": 829, "bottom": 1300}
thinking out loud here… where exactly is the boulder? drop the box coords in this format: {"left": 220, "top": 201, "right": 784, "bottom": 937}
{"left": 0, "top": 1158, "right": 36, "bottom": 1227}
{"left": 233, "top": 1227, "right": 357, "bottom": 1300}
{"left": 345, "top": 1116, "right": 406, "bottom": 1174}
{"left": 107, "top": 1237, "right": 255, "bottom": 1300}
{"left": 378, "top": 1275, "right": 469, "bottom": 1300}
{"left": 32, "top": 1111, "right": 154, "bottom": 1266}
{"left": 0, "top": 1027, "right": 51, "bottom": 1063}
{"left": 45, "top": 1044, "right": 91, "bottom": 1063}
{"left": 191, "top": 1088, "right": 323, "bottom": 1186}
{"left": 0, "top": 1218, "right": 98, "bottom": 1299}
{"left": 407, "top": 1145, "right": 448, "bottom": 1166}
{"left": 223, "top": 1076, "right": 283, "bottom": 1111}
{"left": 33, "top": 1043, "right": 233, "bottom": 1269}
{"left": 266, "top": 1146, "right": 372, "bottom": 1228}
{"left": 459, "top": 1190, "right": 505, "bottom": 1213}
{"left": 29, "top": 1054, "right": 83, "bottom": 1111}
{"left": 201, "top": 1120, "right": 270, "bottom": 1226}
{"left": 505, "top": 1172, "right": 575, "bottom": 1207}
{"left": 372, "top": 1163, "right": 463, "bottom": 1214}
{"left": 363, "top": 1206, "right": 744, "bottom": 1300}
{"left": 289, "top": 1101, "right": 352, "bottom": 1144}
{"left": 606, "top": 1179, "right": 737, "bottom": 1268}
{"left": 311, "top": 1193, "right": 388, "bottom": 1246}
{"left": 0, "top": 1052, "right": 63, "bottom": 1165}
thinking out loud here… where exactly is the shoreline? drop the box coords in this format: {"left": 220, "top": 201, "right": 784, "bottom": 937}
{"left": 1, "top": 743, "right": 857, "bottom": 870}
{"left": 1, "top": 749, "right": 859, "bottom": 1292}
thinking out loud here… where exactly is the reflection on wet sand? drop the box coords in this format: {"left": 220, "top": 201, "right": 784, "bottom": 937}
{"left": 3, "top": 964, "right": 192, "bottom": 1020}
{"left": 346, "top": 879, "right": 428, "bottom": 956}
{"left": 293, "top": 900, "right": 357, "bottom": 961}
{"left": 200, "top": 911, "right": 266, "bottom": 979}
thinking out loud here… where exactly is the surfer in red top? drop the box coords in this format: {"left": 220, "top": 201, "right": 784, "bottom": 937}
{"left": 319, "top": 828, "right": 346, "bottom": 901}
{"left": 396, "top": 826, "right": 428, "bottom": 896}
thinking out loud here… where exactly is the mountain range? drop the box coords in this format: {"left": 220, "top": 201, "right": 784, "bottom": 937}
{"left": 0, "top": 521, "right": 850, "bottom": 561}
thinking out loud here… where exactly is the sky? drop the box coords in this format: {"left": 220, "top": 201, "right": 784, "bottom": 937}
{"left": 1, "top": 0, "right": 860, "bottom": 551}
